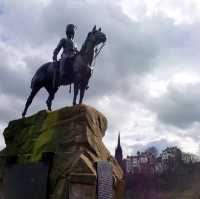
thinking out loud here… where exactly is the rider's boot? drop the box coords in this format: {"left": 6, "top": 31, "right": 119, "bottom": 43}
{"left": 86, "top": 85, "right": 89, "bottom": 90}
{"left": 59, "top": 57, "right": 66, "bottom": 84}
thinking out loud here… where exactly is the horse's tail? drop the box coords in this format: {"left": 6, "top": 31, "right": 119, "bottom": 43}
{"left": 31, "top": 62, "right": 51, "bottom": 89}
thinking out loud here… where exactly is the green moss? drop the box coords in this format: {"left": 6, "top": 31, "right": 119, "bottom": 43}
{"left": 31, "top": 128, "right": 54, "bottom": 162}
{"left": 30, "top": 111, "right": 58, "bottom": 162}
{"left": 42, "top": 111, "right": 59, "bottom": 130}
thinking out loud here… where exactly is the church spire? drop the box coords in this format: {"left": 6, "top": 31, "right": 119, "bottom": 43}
{"left": 118, "top": 132, "right": 121, "bottom": 147}
{"left": 115, "top": 132, "right": 123, "bottom": 167}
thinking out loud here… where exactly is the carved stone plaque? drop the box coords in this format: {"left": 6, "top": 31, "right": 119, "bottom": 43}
{"left": 4, "top": 162, "right": 49, "bottom": 199}
{"left": 97, "top": 161, "right": 112, "bottom": 199}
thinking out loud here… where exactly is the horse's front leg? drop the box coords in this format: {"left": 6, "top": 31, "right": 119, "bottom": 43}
{"left": 73, "top": 81, "right": 79, "bottom": 106}
{"left": 79, "top": 73, "right": 90, "bottom": 104}
{"left": 79, "top": 84, "right": 86, "bottom": 105}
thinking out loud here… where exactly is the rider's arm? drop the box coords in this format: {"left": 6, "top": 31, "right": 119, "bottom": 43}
{"left": 53, "top": 39, "right": 64, "bottom": 61}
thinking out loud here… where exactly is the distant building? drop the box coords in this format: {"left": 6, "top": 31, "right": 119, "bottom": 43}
{"left": 125, "top": 152, "right": 156, "bottom": 175}
{"left": 115, "top": 133, "right": 123, "bottom": 168}
{"left": 182, "top": 152, "right": 200, "bottom": 164}
{"left": 114, "top": 136, "right": 200, "bottom": 177}
{"left": 160, "top": 147, "right": 182, "bottom": 171}
{"left": 182, "top": 153, "right": 192, "bottom": 163}
{"left": 126, "top": 155, "right": 140, "bottom": 174}
{"left": 155, "top": 157, "right": 163, "bottom": 175}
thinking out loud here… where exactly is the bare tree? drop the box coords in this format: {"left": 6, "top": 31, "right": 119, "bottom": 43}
{"left": 145, "top": 146, "right": 158, "bottom": 157}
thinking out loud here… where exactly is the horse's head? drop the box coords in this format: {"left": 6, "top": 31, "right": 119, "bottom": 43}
{"left": 86, "top": 25, "right": 107, "bottom": 46}
{"left": 80, "top": 26, "right": 106, "bottom": 65}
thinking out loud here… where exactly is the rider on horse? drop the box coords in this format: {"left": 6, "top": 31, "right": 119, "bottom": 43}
{"left": 53, "top": 24, "right": 78, "bottom": 83}
{"left": 22, "top": 25, "right": 106, "bottom": 117}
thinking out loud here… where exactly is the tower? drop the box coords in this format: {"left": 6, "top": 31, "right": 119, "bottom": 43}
{"left": 115, "top": 132, "right": 123, "bottom": 166}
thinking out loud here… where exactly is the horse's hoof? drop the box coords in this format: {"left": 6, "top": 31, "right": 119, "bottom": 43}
{"left": 46, "top": 101, "right": 52, "bottom": 111}
{"left": 22, "top": 112, "right": 25, "bottom": 118}
{"left": 47, "top": 105, "right": 51, "bottom": 111}
{"left": 73, "top": 102, "right": 76, "bottom": 106}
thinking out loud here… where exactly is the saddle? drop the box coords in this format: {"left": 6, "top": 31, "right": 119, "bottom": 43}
{"left": 51, "top": 55, "right": 91, "bottom": 89}
{"left": 52, "top": 57, "right": 75, "bottom": 87}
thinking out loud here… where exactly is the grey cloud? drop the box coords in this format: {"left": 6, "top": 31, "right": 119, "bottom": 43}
{"left": 0, "top": 0, "right": 160, "bottom": 105}
{"left": 147, "top": 82, "right": 200, "bottom": 129}
{"left": 0, "top": 0, "right": 200, "bottom": 154}
{"left": 128, "top": 139, "right": 178, "bottom": 155}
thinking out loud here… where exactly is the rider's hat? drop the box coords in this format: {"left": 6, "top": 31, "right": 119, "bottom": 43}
{"left": 66, "top": 24, "right": 76, "bottom": 38}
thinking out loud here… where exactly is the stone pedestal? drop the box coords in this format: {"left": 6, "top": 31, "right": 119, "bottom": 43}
{"left": 0, "top": 105, "right": 124, "bottom": 199}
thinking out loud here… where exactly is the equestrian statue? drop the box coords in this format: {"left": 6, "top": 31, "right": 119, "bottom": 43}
{"left": 22, "top": 25, "right": 106, "bottom": 117}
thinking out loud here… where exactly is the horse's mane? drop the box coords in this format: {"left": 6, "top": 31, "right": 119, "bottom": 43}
{"left": 80, "top": 33, "right": 94, "bottom": 66}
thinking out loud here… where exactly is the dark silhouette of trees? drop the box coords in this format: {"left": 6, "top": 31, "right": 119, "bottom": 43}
{"left": 145, "top": 146, "right": 158, "bottom": 157}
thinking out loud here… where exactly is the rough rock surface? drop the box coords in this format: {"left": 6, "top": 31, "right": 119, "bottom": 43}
{"left": 1, "top": 105, "right": 124, "bottom": 199}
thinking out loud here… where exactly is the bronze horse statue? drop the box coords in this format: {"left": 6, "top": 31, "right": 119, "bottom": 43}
{"left": 22, "top": 26, "right": 106, "bottom": 117}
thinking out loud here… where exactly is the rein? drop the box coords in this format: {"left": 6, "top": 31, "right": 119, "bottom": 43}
{"left": 94, "top": 42, "right": 105, "bottom": 61}
{"left": 68, "top": 41, "right": 105, "bottom": 93}
{"left": 92, "top": 42, "right": 106, "bottom": 68}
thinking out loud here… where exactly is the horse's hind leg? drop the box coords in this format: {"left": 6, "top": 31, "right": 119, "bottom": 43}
{"left": 45, "top": 86, "right": 58, "bottom": 111}
{"left": 22, "top": 86, "right": 41, "bottom": 117}
{"left": 46, "top": 92, "right": 55, "bottom": 111}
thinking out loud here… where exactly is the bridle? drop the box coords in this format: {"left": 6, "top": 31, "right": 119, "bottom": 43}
{"left": 94, "top": 42, "right": 106, "bottom": 61}
{"left": 91, "top": 41, "right": 106, "bottom": 72}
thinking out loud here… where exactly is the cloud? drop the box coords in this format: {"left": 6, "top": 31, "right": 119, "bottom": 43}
{"left": 0, "top": 0, "right": 200, "bottom": 157}
{"left": 121, "top": 0, "right": 200, "bottom": 24}
{"left": 145, "top": 74, "right": 200, "bottom": 128}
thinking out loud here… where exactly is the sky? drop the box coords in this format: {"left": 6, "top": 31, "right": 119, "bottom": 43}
{"left": 0, "top": 0, "right": 200, "bottom": 156}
